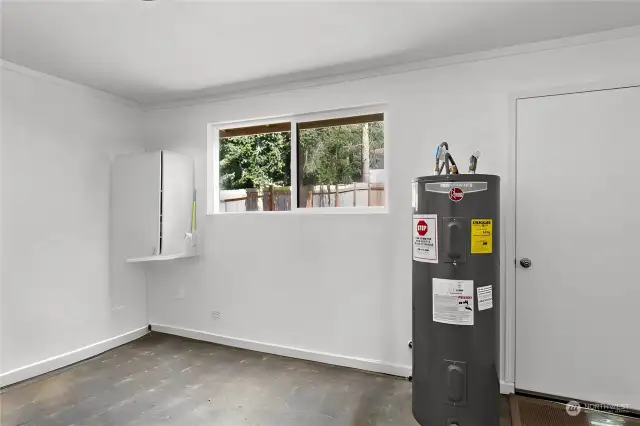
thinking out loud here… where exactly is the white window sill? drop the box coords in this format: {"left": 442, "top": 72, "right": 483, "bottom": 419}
{"left": 207, "top": 207, "right": 388, "bottom": 216}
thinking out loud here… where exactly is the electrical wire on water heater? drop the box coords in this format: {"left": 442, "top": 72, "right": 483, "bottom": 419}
{"left": 433, "top": 142, "right": 480, "bottom": 175}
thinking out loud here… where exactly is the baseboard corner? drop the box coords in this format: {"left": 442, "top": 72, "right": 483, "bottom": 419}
{"left": 0, "top": 326, "right": 149, "bottom": 387}
{"left": 501, "top": 380, "right": 516, "bottom": 395}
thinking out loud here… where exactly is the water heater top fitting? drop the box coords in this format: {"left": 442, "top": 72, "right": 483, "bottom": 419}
{"left": 434, "top": 142, "right": 480, "bottom": 176}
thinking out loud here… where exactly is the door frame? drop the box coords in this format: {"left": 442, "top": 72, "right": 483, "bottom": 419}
{"left": 506, "top": 79, "right": 640, "bottom": 391}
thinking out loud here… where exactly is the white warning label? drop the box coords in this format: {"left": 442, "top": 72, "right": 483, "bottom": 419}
{"left": 413, "top": 214, "right": 438, "bottom": 263}
{"left": 433, "top": 278, "right": 474, "bottom": 326}
{"left": 477, "top": 285, "right": 493, "bottom": 311}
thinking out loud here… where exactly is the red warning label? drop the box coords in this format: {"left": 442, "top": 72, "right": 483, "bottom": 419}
{"left": 416, "top": 220, "right": 428, "bottom": 236}
{"left": 413, "top": 214, "right": 438, "bottom": 263}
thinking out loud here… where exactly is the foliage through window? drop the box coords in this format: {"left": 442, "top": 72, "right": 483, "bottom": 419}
{"left": 297, "top": 114, "right": 384, "bottom": 208}
{"left": 218, "top": 123, "right": 292, "bottom": 212}
{"left": 215, "top": 112, "right": 385, "bottom": 213}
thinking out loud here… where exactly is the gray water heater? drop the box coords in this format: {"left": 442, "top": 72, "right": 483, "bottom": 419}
{"left": 412, "top": 174, "right": 500, "bottom": 426}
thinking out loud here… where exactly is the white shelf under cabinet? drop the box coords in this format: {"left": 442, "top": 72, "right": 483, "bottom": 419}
{"left": 126, "top": 253, "right": 198, "bottom": 263}
{"left": 125, "top": 232, "right": 198, "bottom": 263}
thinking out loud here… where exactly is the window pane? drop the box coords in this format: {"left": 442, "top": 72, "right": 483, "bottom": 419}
{"left": 219, "top": 126, "right": 291, "bottom": 212}
{"left": 297, "top": 116, "right": 384, "bottom": 208}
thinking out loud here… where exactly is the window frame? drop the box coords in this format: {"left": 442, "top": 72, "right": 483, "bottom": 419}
{"left": 207, "top": 104, "right": 388, "bottom": 215}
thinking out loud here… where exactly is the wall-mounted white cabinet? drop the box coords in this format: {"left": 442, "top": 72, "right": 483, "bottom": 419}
{"left": 111, "top": 150, "right": 197, "bottom": 263}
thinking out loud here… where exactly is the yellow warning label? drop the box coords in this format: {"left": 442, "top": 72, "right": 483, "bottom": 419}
{"left": 471, "top": 219, "right": 493, "bottom": 254}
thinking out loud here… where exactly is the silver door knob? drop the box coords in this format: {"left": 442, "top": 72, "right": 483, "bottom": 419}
{"left": 520, "top": 258, "right": 532, "bottom": 268}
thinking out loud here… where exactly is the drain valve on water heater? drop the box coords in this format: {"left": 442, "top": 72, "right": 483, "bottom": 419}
{"left": 412, "top": 142, "right": 500, "bottom": 426}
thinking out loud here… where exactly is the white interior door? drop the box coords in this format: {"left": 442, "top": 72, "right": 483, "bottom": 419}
{"left": 515, "top": 85, "right": 640, "bottom": 409}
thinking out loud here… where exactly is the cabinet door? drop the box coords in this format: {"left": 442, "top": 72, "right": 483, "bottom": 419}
{"left": 161, "top": 151, "right": 194, "bottom": 256}
{"left": 112, "top": 152, "right": 161, "bottom": 259}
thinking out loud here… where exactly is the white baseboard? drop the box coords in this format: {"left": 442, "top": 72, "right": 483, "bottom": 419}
{"left": 501, "top": 380, "right": 515, "bottom": 395}
{"left": 0, "top": 326, "right": 149, "bottom": 387}
{"left": 151, "top": 324, "right": 412, "bottom": 378}
{"left": 1, "top": 322, "right": 512, "bottom": 393}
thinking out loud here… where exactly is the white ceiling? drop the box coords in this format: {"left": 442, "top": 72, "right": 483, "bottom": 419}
{"left": 3, "top": 1, "right": 640, "bottom": 105}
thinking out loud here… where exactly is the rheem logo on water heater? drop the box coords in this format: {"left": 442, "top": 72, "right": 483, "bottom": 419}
{"left": 417, "top": 220, "right": 428, "bottom": 236}
{"left": 449, "top": 187, "right": 464, "bottom": 202}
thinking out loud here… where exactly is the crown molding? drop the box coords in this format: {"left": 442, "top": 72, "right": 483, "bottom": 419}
{"left": 142, "top": 25, "right": 640, "bottom": 111}
{"left": 1, "top": 60, "right": 141, "bottom": 110}
{"left": 4, "top": 24, "right": 640, "bottom": 112}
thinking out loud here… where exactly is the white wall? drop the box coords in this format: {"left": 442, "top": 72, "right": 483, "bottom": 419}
{"left": 143, "top": 35, "right": 640, "bottom": 385}
{"left": 1, "top": 32, "right": 638, "bottom": 389}
{"left": 0, "top": 64, "right": 147, "bottom": 384}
